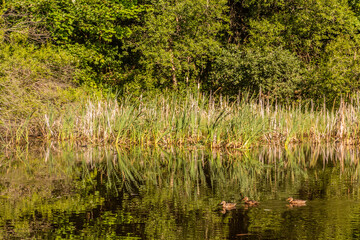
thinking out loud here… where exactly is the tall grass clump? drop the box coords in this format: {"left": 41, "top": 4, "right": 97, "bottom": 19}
{"left": 14, "top": 91, "right": 360, "bottom": 148}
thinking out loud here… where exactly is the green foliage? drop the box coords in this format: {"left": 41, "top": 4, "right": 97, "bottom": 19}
{"left": 308, "top": 35, "right": 360, "bottom": 100}
{"left": 210, "top": 46, "right": 304, "bottom": 101}
{"left": 129, "top": 0, "right": 229, "bottom": 91}
{"left": 348, "top": 0, "right": 360, "bottom": 18}
{"left": 0, "top": 41, "right": 76, "bottom": 120}
{"left": 3, "top": 0, "right": 145, "bottom": 87}
{"left": 2, "top": 0, "right": 360, "bottom": 113}
{"left": 229, "top": 0, "right": 360, "bottom": 103}
{"left": 46, "top": 0, "right": 144, "bottom": 85}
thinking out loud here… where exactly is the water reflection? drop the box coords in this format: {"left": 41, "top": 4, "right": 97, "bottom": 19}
{"left": 0, "top": 144, "right": 360, "bottom": 239}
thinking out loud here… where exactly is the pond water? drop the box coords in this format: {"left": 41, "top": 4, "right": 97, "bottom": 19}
{"left": 1, "top": 144, "right": 360, "bottom": 239}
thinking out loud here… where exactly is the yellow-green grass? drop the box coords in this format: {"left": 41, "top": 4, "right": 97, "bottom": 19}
{"left": 2, "top": 92, "right": 360, "bottom": 148}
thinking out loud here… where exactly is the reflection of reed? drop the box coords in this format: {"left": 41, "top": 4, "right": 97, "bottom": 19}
{"left": 3, "top": 144, "right": 360, "bottom": 239}
{"left": 3, "top": 143, "right": 360, "bottom": 201}
{"left": 67, "top": 145, "right": 360, "bottom": 202}
{"left": 255, "top": 144, "right": 360, "bottom": 167}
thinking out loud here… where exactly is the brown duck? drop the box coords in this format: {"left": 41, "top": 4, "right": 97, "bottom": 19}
{"left": 220, "top": 201, "right": 237, "bottom": 210}
{"left": 287, "top": 197, "right": 306, "bottom": 205}
{"left": 242, "top": 197, "right": 259, "bottom": 206}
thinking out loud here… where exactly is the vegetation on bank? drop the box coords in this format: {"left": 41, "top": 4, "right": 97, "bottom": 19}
{"left": 2, "top": 92, "right": 360, "bottom": 147}
{"left": 2, "top": 0, "right": 360, "bottom": 145}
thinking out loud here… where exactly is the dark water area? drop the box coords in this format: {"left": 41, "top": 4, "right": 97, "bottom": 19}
{"left": 1, "top": 144, "right": 360, "bottom": 239}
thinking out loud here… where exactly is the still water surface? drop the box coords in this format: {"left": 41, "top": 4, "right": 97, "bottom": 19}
{"left": 1, "top": 144, "right": 360, "bottom": 239}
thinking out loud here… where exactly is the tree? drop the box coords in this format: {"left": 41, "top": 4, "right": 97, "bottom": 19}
{"left": 227, "top": 0, "right": 360, "bottom": 103}
{"left": 210, "top": 46, "right": 304, "bottom": 101}
{"left": 129, "top": 0, "right": 229, "bottom": 91}
{"left": 3, "top": 0, "right": 145, "bottom": 87}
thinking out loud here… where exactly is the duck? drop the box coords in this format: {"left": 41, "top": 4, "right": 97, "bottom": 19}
{"left": 242, "top": 197, "right": 259, "bottom": 206}
{"left": 219, "top": 201, "right": 237, "bottom": 210}
{"left": 287, "top": 197, "right": 306, "bottom": 205}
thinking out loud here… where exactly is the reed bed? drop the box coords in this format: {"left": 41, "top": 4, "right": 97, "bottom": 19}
{"left": 3, "top": 92, "right": 360, "bottom": 147}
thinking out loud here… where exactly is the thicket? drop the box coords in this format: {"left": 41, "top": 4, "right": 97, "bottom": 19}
{"left": 2, "top": 0, "right": 360, "bottom": 138}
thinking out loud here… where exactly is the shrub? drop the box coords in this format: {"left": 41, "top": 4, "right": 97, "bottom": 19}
{"left": 0, "top": 40, "right": 77, "bottom": 122}
{"left": 210, "top": 46, "right": 305, "bottom": 101}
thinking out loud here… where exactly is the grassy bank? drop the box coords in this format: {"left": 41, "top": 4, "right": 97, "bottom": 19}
{"left": 2, "top": 91, "right": 360, "bottom": 148}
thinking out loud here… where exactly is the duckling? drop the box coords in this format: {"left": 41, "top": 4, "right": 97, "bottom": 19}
{"left": 287, "top": 197, "right": 306, "bottom": 205}
{"left": 219, "top": 201, "right": 237, "bottom": 210}
{"left": 242, "top": 197, "right": 259, "bottom": 206}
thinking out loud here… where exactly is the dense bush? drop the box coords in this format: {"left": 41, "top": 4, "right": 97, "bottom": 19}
{"left": 0, "top": 40, "right": 77, "bottom": 122}
{"left": 306, "top": 35, "right": 360, "bottom": 101}
{"left": 210, "top": 47, "right": 304, "bottom": 101}
{"left": 3, "top": 0, "right": 144, "bottom": 87}
{"left": 229, "top": 0, "right": 360, "bottom": 103}
{"left": 125, "top": 0, "right": 229, "bottom": 93}
{"left": 2, "top": 0, "right": 360, "bottom": 105}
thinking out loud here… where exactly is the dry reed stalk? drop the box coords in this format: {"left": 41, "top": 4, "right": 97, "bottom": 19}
{"left": 4, "top": 92, "right": 360, "bottom": 147}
